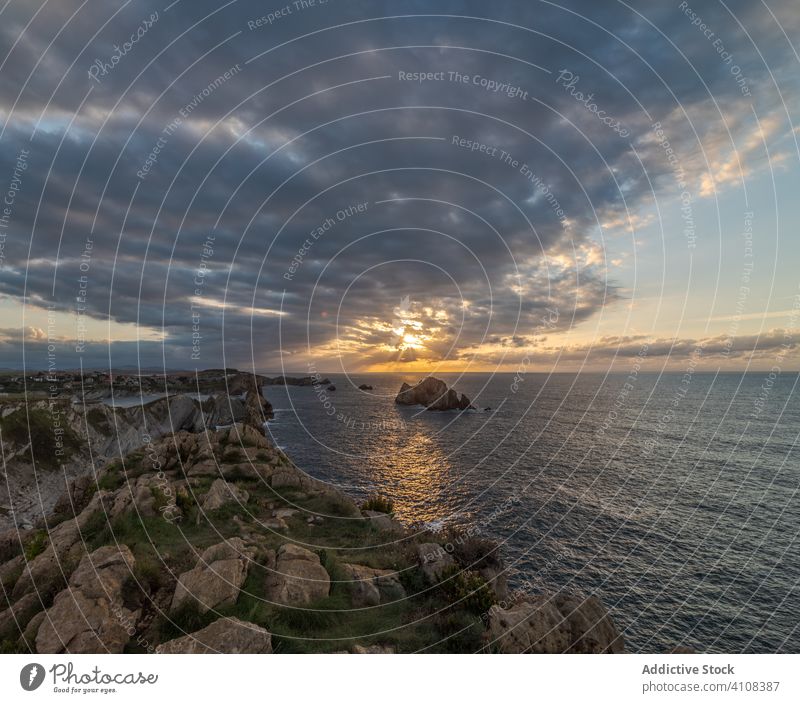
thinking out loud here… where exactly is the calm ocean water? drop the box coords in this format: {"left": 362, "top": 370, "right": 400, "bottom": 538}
{"left": 263, "top": 372, "right": 799, "bottom": 653}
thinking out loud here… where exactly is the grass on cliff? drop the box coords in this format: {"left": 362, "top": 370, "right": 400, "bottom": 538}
{"left": 360, "top": 495, "right": 394, "bottom": 514}
{"left": 0, "top": 407, "right": 82, "bottom": 469}
{"left": 75, "top": 459, "right": 495, "bottom": 654}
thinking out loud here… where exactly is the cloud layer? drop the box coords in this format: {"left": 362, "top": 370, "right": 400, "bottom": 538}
{"left": 0, "top": 0, "right": 798, "bottom": 371}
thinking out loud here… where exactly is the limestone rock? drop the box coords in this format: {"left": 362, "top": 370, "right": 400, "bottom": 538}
{"left": 271, "top": 469, "right": 302, "bottom": 489}
{"left": 478, "top": 564, "right": 509, "bottom": 601}
{"left": 416, "top": 543, "right": 456, "bottom": 583}
{"left": 52, "top": 474, "right": 95, "bottom": 519}
{"left": 202, "top": 394, "right": 246, "bottom": 428}
{"left": 13, "top": 490, "right": 110, "bottom": 600}
{"left": 486, "top": 594, "right": 624, "bottom": 653}
{"left": 156, "top": 617, "right": 272, "bottom": 654}
{"left": 0, "top": 527, "right": 33, "bottom": 562}
{"left": 0, "top": 554, "right": 24, "bottom": 591}
{"left": 552, "top": 594, "right": 625, "bottom": 653}
{"left": 0, "top": 592, "right": 44, "bottom": 641}
{"left": 265, "top": 544, "right": 330, "bottom": 605}
{"left": 395, "top": 377, "right": 473, "bottom": 411}
{"left": 363, "top": 510, "right": 403, "bottom": 533}
{"left": 202, "top": 479, "right": 249, "bottom": 511}
{"left": 262, "top": 517, "right": 288, "bottom": 531}
{"left": 170, "top": 538, "right": 253, "bottom": 614}
{"left": 36, "top": 545, "right": 136, "bottom": 654}
{"left": 341, "top": 563, "right": 405, "bottom": 607}
{"left": 21, "top": 610, "right": 46, "bottom": 650}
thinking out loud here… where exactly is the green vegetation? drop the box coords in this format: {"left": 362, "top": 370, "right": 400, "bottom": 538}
{"left": 97, "top": 463, "right": 126, "bottom": 491}
{"left": 360, "top": 494, "right": 395, "bottom": 514}
{"left": 442, "top": 529, "right": 502, "bottom": 572}
{"left": 438, "top": 565, "right": 497, "bottom": 615}
{"left": 15, "top": 434, "right": 501, "bottom": 655}
{"left": 23, "top": 530, "right": 48, "bottom": 561}
{"left": 85, "top": 406, "right": 111, "bottom": 433}
{"left": 0, "top": 407, "right": 82, "bottom": 469}
{"left": 150, "top": 486, "right": 171, "bottom": 512}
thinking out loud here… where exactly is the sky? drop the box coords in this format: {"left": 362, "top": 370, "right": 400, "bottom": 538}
{"left": 0, "top": 0, "right": 798, "bottom": 374}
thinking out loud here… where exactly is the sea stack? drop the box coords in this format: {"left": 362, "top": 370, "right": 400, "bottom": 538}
{"left": 395, "top": 377, "right": 473, "bottom": 411}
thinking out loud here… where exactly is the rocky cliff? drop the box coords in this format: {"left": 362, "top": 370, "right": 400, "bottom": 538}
{"left": 0, "top": 386, "right": 272, "bottom": 531}
{"left": 0, "top": 384, "right": 624, "bottom": 655}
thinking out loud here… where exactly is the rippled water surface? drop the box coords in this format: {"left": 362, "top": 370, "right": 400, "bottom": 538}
{"left": 264, "top": 372, "right": 799, "bottom": 653}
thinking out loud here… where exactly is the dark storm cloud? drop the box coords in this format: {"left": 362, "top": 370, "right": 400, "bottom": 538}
{"left": 0, "top": 0, "right": 797, "bottom": 369}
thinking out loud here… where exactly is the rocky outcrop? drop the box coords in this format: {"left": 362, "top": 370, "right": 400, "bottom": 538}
{"left": 395, "top": 377, "right": 473, "bottom": 411}
{"left": 0, "top": 592, "right": 43, "bottom": 641}
{"left": 12, "top": 490, "right": 111, "bottom": 600}
{"left": 0, "top": 374, "right": 633, "bottom": 656}
{"left": 265, "top": 544, "right": 330, "bottom": 605}
{"left": 342, "top": 563, "right": 405, "bottom": 607}
{"left": 36, "top": 545, "right": 136, "bottom": 653}
{"left": 170, "top": 539, "right": 254, "bottom": 615}
{"left": 156, "top": 617, "right": 272, "bottom": 654}
{"left": 201, "top": 394, "right": 246, "bottom": 428}
{"left": 0, "top": 378, "right": 273, "bottom": 531}
{"left": 486, "top": 594, "right": 624, "bottom": 653}
{"left": 416, "top": 543, "right": 456, "bottom": 583}
{"left": 202, "top": 479, "right": 249, "bottom": 511}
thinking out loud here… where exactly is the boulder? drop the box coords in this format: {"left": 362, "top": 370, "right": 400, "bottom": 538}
{"left": 486, "top": 594, "right": 624, "bottom": 653}
{"left": 36, "top": 545, "right": 136, "bottom": 653}
{"left": 170, "top": 538, "right": 253, "bottom": 614}
{"left": 341, "top": 563, "right": 405, "bottom": 607}
{"left": 201, "top": 479, "right": 249, "bottom": 511}
{"left": 21, "top": 610, "right": 46, "bottom": 650}
{"left": 271, "top": 468, "right": 302, "bottom": 489}
{"left": 395, "top": 377, "right": 473, "bottom": 411}
{"left": 0, "top": 592, "right": 44, "bottom": 641}
{"left": 0, "top": 526, "right": 33, "bottom": 562}
{"left": 479, "top": 564, "right": 509, "bottom": 601}
{"left": 552, "top": 594, "right": 625, "bottom": 653}
{"left": 363, "top": 510, "right": 403, "bottom": 533}
{"left": 12, "top": 490, "right": 110, "bottom": 600}
{"left": 262, "top": 517, "right": 288, "bottom": 531}
{"left": 52, "top": 474, "right": 95, "bottom": 519}
{"left": 416, "top": 543, "right": 456, "bottom": 583}
{"left": 0, "top": 554, "right": 24, "bottom": 591}
{"left": 109, "top": 475, "right": 180, "bottom": 519}
{"left": 229, "top": 422, "right": 272, "bottom": 449}
{"left": 265, "top": 544, "right": 330, "bottom": 605}
{"left": 170, "top": 559, "right": 247, "bottom": 613}
{"left": 156, "top": 617, "right": 272, "bottom": 654}
{"left": 358, "top": 384, "right": 373, "bottom": 391}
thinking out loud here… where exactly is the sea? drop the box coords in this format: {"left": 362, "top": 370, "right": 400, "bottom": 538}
{"left": 263, "top": 371, "right": 800, "bottom": 653}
